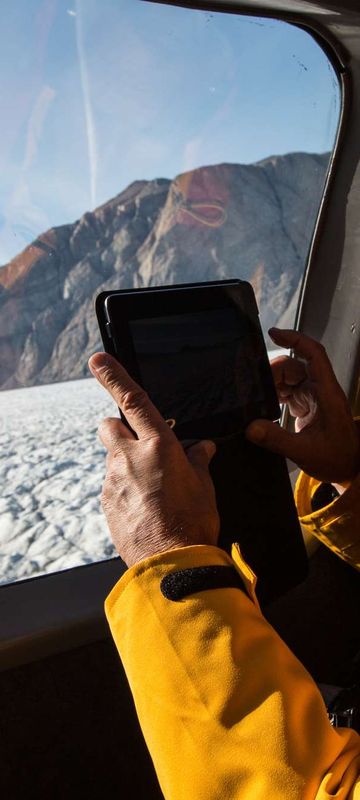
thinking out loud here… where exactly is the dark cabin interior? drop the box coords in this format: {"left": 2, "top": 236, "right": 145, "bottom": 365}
{"left": 1, "top": 545, "right": 359, "bottom": 799}
{"left": 1, "top": 0, "right": 360, "bottom": 797}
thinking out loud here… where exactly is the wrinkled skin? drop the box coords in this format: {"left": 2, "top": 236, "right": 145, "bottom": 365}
{"left": 89, "top": 329, "right": 360, "bottom": 566}
{"left": 246, "top": 328, "right": 360, "bottom": 485}
{"left": 88, "top": 353, "right": 219, "bottom": 567}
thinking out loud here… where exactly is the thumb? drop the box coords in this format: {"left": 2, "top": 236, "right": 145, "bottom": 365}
{"left": 187, "top": 439, "right": 217, "bottom": 470}
{"left": 245, "top": 419, "right": 306, "bottom": 464}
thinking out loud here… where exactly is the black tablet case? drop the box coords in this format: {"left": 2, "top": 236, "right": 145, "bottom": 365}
{"left": 209, "top": 433, "right": 307, "bottom": 605}
{"left": 96, "top": 288, "right": 308, "bottom": 606}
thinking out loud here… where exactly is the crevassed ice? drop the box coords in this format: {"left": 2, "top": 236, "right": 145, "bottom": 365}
{"left": 0, "top": 379, "right": 117, "bottom": 585}
{"left": 0, "top": 348, "right": 287, "bottom": 585}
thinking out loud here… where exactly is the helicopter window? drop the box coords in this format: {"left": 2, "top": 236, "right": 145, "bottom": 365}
{"left": 0, "top": 0, "right": 341, "bottom": 587}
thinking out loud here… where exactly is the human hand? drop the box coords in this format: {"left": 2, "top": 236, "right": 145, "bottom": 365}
{"left": 88, "top": 353, "right": 219, "bottom": 567}
{"left": 246, "top": 328, "right": 360, "bottom": 484}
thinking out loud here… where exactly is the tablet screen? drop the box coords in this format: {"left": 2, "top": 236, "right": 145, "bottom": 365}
{"left": 129, "top": 307, "right": 277, "bottom": 435}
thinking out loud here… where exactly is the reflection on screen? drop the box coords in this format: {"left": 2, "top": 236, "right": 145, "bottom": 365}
{"left": 130, "top": 308, "right": 271, "bottom": 429}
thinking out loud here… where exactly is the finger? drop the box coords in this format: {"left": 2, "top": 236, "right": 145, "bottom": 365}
{"left": 181, "top": 438, "right": 200, "bottom": 451}
{"left": 269, "top": 328, "right": 332, "bottom": 377}
{"left": 187, "top": 440, "right": 216, "bottom": 471}
{"left": 98, "top": 417, "right": 135, "bottom": 452}
{"left": 270, "top": 356, "right": 307, "bottom": 392}
{"left": 245, "top": 418, "right": 310, "bottom": 466}
{"left": 288, "top": 390, "right": 317, "bottom": 422}
{"left": 89, "top": 353, "right": 172, "bottom": 440}
{"left": 268, "top": 329, "right": 342, "bottom": 405}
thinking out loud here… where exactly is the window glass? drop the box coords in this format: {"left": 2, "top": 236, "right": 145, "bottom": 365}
{"left": 0, "top": 0, "right": 340, "bottom": 584}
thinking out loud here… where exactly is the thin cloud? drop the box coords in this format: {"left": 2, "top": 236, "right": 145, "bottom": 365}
{"left": 0, "top": 85, "right": 56, "bottom": 262}
{"left": 24, "top": 85, "right": 56, "bottom": 171}
{"left": 183, "top": 137, "right": 203, "bottom": 174}
{"left": 75, "top": 0, "right": 98, "bottom": 208}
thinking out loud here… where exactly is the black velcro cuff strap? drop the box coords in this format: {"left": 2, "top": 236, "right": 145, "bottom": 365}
{"left": 160, "top": 565, "right": 245, "bottom": 601}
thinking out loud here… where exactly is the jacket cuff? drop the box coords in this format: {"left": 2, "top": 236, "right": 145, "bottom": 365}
{"left": 295, "top": 471, "right": 360, "bottom": 570}
{"left": 105, "top": 543, "right": 259, "bottom": 618}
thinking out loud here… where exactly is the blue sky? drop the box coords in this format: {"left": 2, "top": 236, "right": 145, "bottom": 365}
{"left": 0, "top": 0, "right": 340, "bottom": 263}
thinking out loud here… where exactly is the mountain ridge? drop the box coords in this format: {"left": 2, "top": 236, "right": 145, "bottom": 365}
{"left": 0, "top": 152, "right": 329, "bottom": 390}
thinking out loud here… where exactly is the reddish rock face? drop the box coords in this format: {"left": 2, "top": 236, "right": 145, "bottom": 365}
{"left": 0, "top": 153, "right": 328, "bottom": 389}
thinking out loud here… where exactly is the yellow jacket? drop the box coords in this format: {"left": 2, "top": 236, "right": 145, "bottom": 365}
{"left": 105, "top": 474, "right": 360, "bottom": 799}
{"left": 296, "top": 472, "right": 360, "bottom": 571}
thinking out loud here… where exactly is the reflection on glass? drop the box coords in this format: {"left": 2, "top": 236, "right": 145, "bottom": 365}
{"left": 0, "top": 0, "right": 340, "bottom": 583}
{"left": 328, "top": 708, "right": 355, "bottom": 728}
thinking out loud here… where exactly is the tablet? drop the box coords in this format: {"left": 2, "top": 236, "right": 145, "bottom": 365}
{"left": 95, "top": 281, "right": 308, "bottom": 604}
{"left": 96, "top": 280, "right": 280, "bottom": 441}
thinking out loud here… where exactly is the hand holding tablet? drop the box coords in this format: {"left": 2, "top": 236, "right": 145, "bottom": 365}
{"left": 95, "top": 280, "right": 307, "bottom": 604}
{"left": 96, "top": 280, "right": 280, "bottom": 441}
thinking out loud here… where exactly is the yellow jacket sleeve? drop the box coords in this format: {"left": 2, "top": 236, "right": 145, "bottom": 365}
{"left": 105, "top": 543, "right": 360, "bottom": 800}
{"left": 295, "top": 471, "right": 360, "bottom": 570}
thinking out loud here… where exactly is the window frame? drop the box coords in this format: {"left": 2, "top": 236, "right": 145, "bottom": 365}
{"left": 0, "top": 0, "right": 349, "bottom": 670}
{"left": 0, "top": 558, "right": 126, "bottom": 671}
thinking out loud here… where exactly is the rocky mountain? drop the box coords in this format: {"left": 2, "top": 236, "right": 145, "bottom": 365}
{"left": 0, "top": 152, "right": 328, "bottom": 389}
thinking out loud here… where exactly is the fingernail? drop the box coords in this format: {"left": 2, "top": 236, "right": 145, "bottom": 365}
{"left": 246, "top": 422, "right": 266, "bottom": 442}
{"left": 89, "top": 353, "right": 113, "bottom": 373}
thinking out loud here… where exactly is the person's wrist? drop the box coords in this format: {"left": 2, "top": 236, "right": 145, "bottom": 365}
{"left": 118, "top": 520, "right": 219, "bottom": 568}
{"left": 331, "top": 481, "right": 351, "bottom": 496}
{"left": 331, "top": 472, "right": 360, "bottom": 495}
{"left": 116, "top": 532, "right": 192, "bottom": 569}
{"left": 332, "top": 424, "right": 360, "bottom": 490}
